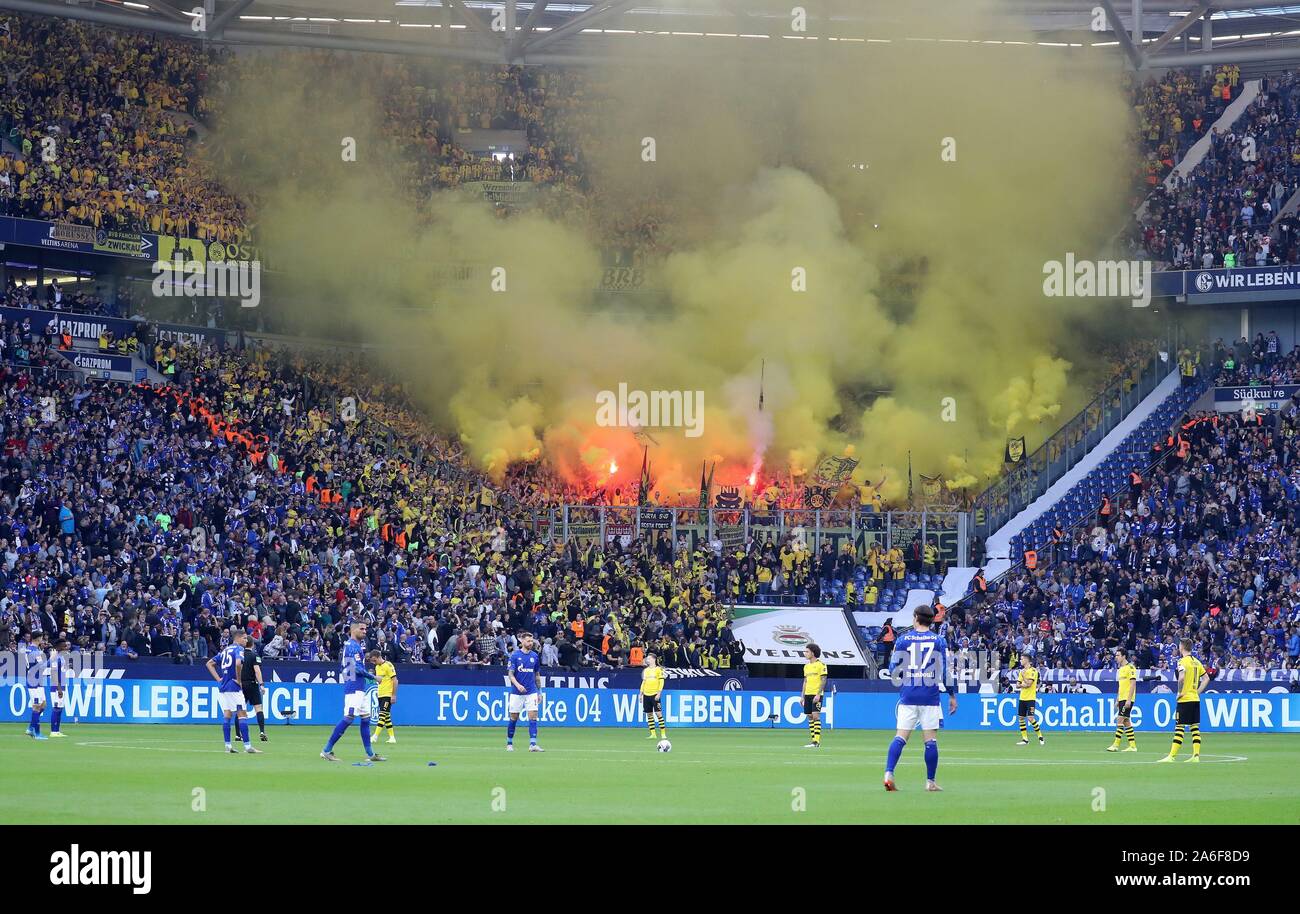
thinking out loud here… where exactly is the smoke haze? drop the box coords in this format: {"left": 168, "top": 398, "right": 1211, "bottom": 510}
{"left": 211, "top": 0, "right": 1142, "bottom": 503}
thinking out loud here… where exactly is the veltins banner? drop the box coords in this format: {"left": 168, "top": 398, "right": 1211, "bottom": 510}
{"left": 731, "top": 605, "right": 865, "bottom": 666}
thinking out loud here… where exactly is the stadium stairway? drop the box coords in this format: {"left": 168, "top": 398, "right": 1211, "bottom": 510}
{"left": 1136, "top": 79, "right": 1260, "bottom": 224}
{"left": 941, "top": 362, "right": 1209, "bottom": 602}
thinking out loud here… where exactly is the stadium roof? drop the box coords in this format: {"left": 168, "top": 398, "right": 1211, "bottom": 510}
{"left": 6, "top": 0, "right": 1300, "bottom": 68}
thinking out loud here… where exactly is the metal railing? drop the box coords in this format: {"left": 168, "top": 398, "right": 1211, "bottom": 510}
{"left": 972, "top": 349, "right": 1169, "bottom": 544}
{"left": 525, "top": 505, "right": 968, "bottom": 566}
{"left": 956, "top": 371, "right": 1214, "bottom": 612}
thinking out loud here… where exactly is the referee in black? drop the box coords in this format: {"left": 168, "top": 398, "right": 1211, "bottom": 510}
{"left": 240, "top": 640, "right": 269, "bottom": 742}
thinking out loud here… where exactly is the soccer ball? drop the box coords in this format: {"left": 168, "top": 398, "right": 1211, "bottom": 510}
{"left": 656, "top": 739, "right": 672, "bottom": 753}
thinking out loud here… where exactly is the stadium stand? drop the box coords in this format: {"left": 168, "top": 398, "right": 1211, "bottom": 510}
{"left": 2, "top": 10, "right": 1295, "bottom": 682}
{"left": 1138, "top": 70, "right": 1300, "bottom": 268}
{"left": 0, "top": 15, "right": 248, "bottom": 242}
{"left": 0, "top": 341, "right": 754, "bottom": 670}
{"left": 1131, "top": 66, "right": 1230, "bottom": 199}
{"left": 952, "top": 340, "right": 1300, "bottom": 672}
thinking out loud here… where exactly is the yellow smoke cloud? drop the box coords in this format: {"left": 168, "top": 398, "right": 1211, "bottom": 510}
{"left": 209, "top": 0, "right": 1142, "bottom": 502}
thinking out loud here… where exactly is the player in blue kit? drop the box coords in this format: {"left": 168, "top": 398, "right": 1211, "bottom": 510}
{"left": 23, "top": 636, "right": 48, "bottom": 740}
{"left": 506, "top": 632, "right": 544, "bottom": 752}
{"left": 47, "top": 640, "right": 69, "bottom": 737}
{"left": 321, "top": 623, "right": 386, "bottom": 762}
{"left": 206, "top": 631, "right": 262, "bottom": 754}
{"left": 884, "top": 605, "right": 957, "bottom": 792}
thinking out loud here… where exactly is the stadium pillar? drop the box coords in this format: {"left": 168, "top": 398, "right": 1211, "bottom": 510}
{"left": 1201, "top": 10, "right": 1213, "bottom": 77}
{"left": 958, "top": 513, "right": 968, "bottom": 569}
{"left": 1131, "top": 0, "right": 1142, "bottom": 46}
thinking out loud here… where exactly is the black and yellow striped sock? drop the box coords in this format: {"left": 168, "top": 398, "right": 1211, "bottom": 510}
{"left": 1111, "top": 725, "right": 1124, "bottom": 747}
{"left": 654, "top": 712, "right": 666, "bottom": 738}
{"left": 1169, "top": 724, "right": 1184, "bottom": 757}
{"left": 1019, "top": 718, "right": 1028, "bottom": 740}
{"left": 811, "top": 720, "right": 822, "bottom": 744}
{"left": 1126, "top": 726, "right": 1136, "bottom": 746}
{"left": 646, "top": 714, "right": 658, "bottom": 737}
{"left": 378, "top": 706, "right": 392, "bottom": 733}
{"left": 1030, "top": 716, "right": 1042, "bottom": 738}
{"left": 1190, "top": 724, "right": 1200, "bottom": 756}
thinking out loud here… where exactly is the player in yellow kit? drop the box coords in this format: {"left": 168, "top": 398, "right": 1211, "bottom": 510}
{"left": 641, "top": 653, "right": 667, "bottom": 740}
{"left": 1014, "top": 654, "right": 1045, "bottom": 746}
{"left": 1107, "top": 648, "right": 1138, "bottom": 752}
{"left": 802, "top": 644, "right": 828, "bottom": 748}
{"left": 1158, "top": 640, "right": 1207, "bottom": 763}
{"left": 370, "top": 651, "right": 398, "bottom": 744}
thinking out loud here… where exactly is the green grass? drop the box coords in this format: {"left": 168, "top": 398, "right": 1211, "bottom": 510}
{"left": 1, "top": 724, "right": 1295, "bottom": 824}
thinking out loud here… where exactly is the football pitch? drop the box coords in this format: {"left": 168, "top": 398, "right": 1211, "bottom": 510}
{"left": 2, "top": 725, "right": 1295, "bottom": 825}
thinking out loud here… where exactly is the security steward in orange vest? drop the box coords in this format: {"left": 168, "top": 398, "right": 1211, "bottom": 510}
{"left": 1098, "top": 495, "right": 1112, "bottom": 529}
{"left": 1023, "top": 545, "right": 1038, "bottom": 572}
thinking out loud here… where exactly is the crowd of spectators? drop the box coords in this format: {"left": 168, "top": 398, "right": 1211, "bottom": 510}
{"left": 3, "top": 324, "right": 1297, "bottom": 677}
{"left": 949, "top": 337, "right": 1300, "bottom": 673}
{"left": 1136, "top": 70, "right": 1300, "bottom": 268}
{"left": 0, "top": 341, "right": 751, "bottom": 672}
{"left": 1130, "top": 66, "right": 1230, "bottom": 202}
{"left": 0, "top": 17, "right": 689, "bottom": 262}
{"left": 0, "top": 15, "right": 248, "bottom": 243}
{"left": 1211, "top": 331, "right": 1300, "bottom": 385}
{"left": 2, "top": 275, "right": 122, "bottom": 317}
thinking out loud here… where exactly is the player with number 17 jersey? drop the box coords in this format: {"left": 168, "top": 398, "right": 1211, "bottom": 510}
{"left": 890, "top": 627, "right": 947, "bottom": 716}
{"left": 883, "top": 605, "right": 956, "bottom": 792}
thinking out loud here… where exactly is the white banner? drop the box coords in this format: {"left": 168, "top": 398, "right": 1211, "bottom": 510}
{"left": 731, "top": 606, "right": 864, "bottom": 666}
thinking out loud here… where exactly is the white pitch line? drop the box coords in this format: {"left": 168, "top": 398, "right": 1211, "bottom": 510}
{"left": 782, "top": 754, "right": 1249, "bottom": 766}
{"left": 69, "top": 739, "right": 1248, "bottom": 767}
{"left": 75, "top": 741, "right": 232, "bottom": 754}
